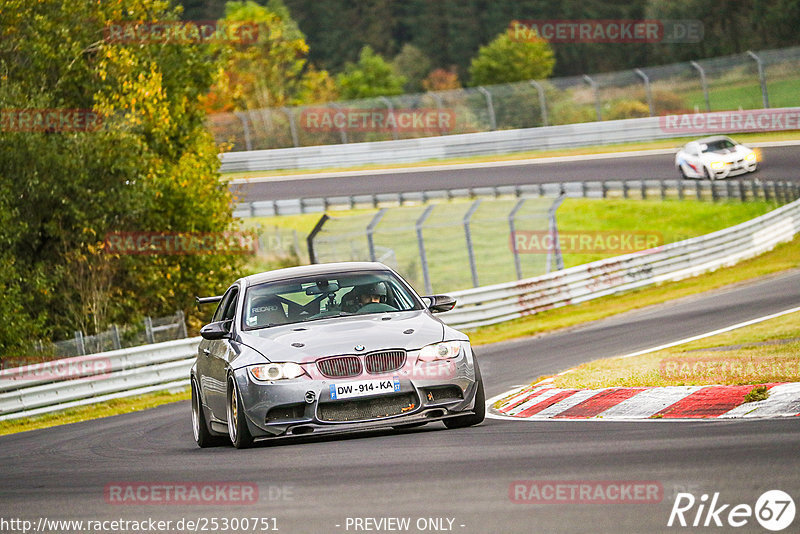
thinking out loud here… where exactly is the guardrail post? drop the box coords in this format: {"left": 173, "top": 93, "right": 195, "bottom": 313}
{"left": 529, "top": 80, "right": 548, "bottom": 126}
{"left": 696, "top": 180, "right": 703, "bottom": 201}
{"left": 583, "top": 75, "right": 602, "bottom": 121}
{"left": 678, "top": 179, "right": 684, "bottom": 200}
{"left": 602, "top": 181, "right": 608, "bottom": 198}
{"left": 622, "top": 181, "right": 629, "bottom": 199}
{"left": 738, "top": 179, "right": 746, "bottom": 202}
{"left": 751, "top": 180, "right": 760, "bottom": 201}
{"left": 366, "top": 208, "right": 387, "bottom": 262}
{"left": 509, "top": 198, "right": 527, "bottom": 280}
{"left": 746, "top": 51, "right": 770, "bottom": 109}
{"left": 634, "top": 68, "right": 655, "bottom": 116}
{"left": 581, "top": 181, "right": 588, "bottom": 198}
{"left": 660, "top": 180, "right": 667, "bottom": 200}
{"left": 416, "top": 205, "right": 435, "bottom": 295}
{"left": 690, "top": 61, "right": 711, "bottom": 112}
{"left": 477, "top": 87, "right": 497, "bottom": 131}
{"left": 640, "top": 180, "right": 647, "bottom": 200}
{"left": 711, "top": 181, "right": 719, "bottom": 202}
{"left": 234, "top": 111, "right": 253, "bottom": 151}
{"left": 763, "top": 182, "right": 772, "bottom": 202}
{"left": 463, "top": 199, "right": 482, "bottom": 287}
{"left": 726, "top": 180, "right": 733, "bottom": 201}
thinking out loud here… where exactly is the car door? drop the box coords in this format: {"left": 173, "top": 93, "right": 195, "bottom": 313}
{"left": 201, "top": 285, "right": 240, "bottom": 421}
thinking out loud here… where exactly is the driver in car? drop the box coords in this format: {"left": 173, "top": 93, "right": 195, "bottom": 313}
{"left": 355, "top": 282, "right": 396, "bottom": 313}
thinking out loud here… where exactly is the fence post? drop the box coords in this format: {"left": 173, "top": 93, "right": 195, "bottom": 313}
{"left": 331, "top": 103, "right": 348, "bottom": 144}
{"left": 416, "top": 205, "right": 435, "bottom": 295}
{"left": 583, "top": 75, "right": 602, "bottom": 121}
{"left": 463, "top": 199, "right": 482, "bottom": 287}
{"left": 366, "top": 208, "right": 387, "bottom": 262}
{"left": 176, "top": 310, "right": 188, "bottom": 339}
{"left": 546, "top": 195, "right": 565, "bottom": 272}
{"left": 75, "top": 330, "right": 86, "bottom": 356}
{"left": 634, "top": 68, "right": 654, "bottom": 116}
{"left": 746, "top": 51, "right": 770, "bottom": 109}
{"left": 529, "top": 80, "right": 548, "bottom": 126}
{"left": 234, "top": 111, "right": 253, "bottom": 151}
{"left": 111, "top": 325, "right": 121, "bottom": 350}
{"left": 690, "top": 61, "right": 711, "bottom": 112}
{"left": 477, "top": 87, "right": 497, "bottom": 131}
{"left": 144, "top": 317, "right": 154, "bottom": 344}
{"left": 306, "top": 214, "right": 329, "bottom": 264}
{"left": 379, "top": 96, "right": 399, "bottom": 140}
{"left": 282, "top": 107, "right": 299, "bottom": 147}
{"left": 508, "top": 198, "right": 527, "bottom": 280}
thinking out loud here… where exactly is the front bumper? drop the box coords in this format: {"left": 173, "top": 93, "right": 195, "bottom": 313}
{"left": 232, "top": 351, "right": 480, "bottom": 439}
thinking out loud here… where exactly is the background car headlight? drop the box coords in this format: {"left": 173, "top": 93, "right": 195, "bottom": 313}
{"left": 248, "top": 362, "right": 306, "bottom": 381}
{"left": 709, "top": 161, "right": 725, "bottom": 170}
{"left": 745, "top": 152, "right": 756, "bottom": 161}
{"left": 419, "top": 341, "right": 462, "bottom": 362}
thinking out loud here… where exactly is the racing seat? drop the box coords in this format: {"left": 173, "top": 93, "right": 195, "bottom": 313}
{"left": 248, "top": 296, "right": 287, "bottom": 327}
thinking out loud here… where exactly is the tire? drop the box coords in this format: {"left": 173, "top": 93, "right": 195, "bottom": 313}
{"left": 703, "top": 167, "right": 713, "bottom": 180}
{"left": 444, "top": 354, "right": 485, "bottom": 429}
{"left": 191, "top": 377, "right": 226, "bottom": 448}
{"left": 677, "top": 165, "right": 688, "bottom": 180}
{"left": 227, "top": 375, "right": 254, "bottom": 449}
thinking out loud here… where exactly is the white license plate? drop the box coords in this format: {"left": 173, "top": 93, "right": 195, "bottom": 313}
{"left": 329, "top": 377, "right": 401, "bottom": 400}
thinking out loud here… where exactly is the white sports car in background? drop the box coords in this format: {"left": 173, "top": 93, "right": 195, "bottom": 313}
{"left": 675, "top": 135, "right": 758, "bottom": 180}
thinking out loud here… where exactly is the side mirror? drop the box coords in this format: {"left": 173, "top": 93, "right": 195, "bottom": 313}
{"left": 200, "top": 320, "right": 232, "bottom": 340}
{"left": 424, "top": 295, "right": 456, "bottom": 313}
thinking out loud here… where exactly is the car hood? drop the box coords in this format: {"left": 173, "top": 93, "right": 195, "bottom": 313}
{"left": 236, "top": 310, "right": 460, "bottom": 364}
{"left": 701, "top": 145, "right": 750, "bottom": 160}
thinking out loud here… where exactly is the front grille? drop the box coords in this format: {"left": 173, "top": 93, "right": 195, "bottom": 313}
{"left": 317, "top": 393, "right": 418, "bottom": 422}
{"left": 365, "top": 350, "right": 406, "bottom": 374}
{"left": 317, "top": 355, "right": 362, "bottom": 378}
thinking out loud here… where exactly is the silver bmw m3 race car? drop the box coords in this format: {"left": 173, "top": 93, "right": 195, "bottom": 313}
{"left": 191, "top": 262, "right": 485, "bottom": 448}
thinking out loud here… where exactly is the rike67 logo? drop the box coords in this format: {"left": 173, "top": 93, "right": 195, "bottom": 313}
{"left": 668, "top": 490, "right": 795, "bottom": 531}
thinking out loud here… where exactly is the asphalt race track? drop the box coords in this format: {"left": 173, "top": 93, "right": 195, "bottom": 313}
{"left": 233, "top": 144, "right": 799, "bottom": 203}
{"left": 1, "top": 270, "right": 798, "bottom": 533}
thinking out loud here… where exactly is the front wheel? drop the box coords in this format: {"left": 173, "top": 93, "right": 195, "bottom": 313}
{"left": 227, "top": 375, "right": 254, "bottom": 449}
{"left": 444, "top": 356, "right": 485, "bottom": 429}
{"left": 677, "top": 165, "right": 688, "bottom": 180}
{"left": 192, "top": 377, "right": 226, "bottom": 448}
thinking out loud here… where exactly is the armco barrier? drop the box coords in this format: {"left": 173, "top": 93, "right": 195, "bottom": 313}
{"left": 441, "top": 198, "right": 800, "bottom": 329}
{"left": 2, "top": 199, "right": 798, "bottom": 421}
{"left": 219, "top": 107, "right": 800, "bottom": 173}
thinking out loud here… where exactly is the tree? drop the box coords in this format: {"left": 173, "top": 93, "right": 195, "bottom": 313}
{"left": 336, "top": 46, "right": 407, "bottom": 100}
{"left": 422, "top": 68, "right": 462, "bottom": 91}
{"left": 204, "top": 0, "right": 337, "bottom": 112}
{"left": 392, "top": 44, "right": 432, "bottom": 92}
{"left": 468, "top": 29, "right": 555, "bottom": 86}
{"left": 0, "top": 0, "right": 242, "bottom": 353}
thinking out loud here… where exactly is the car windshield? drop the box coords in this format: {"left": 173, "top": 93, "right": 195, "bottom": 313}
{"left": 242, "top": 271, "right": 422, "bottom": 330}
{"left": 701, "top": 139, "right": 736, "bottom": 152}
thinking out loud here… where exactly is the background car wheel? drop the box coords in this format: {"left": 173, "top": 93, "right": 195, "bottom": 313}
{"left": 191, "top": 377, "right": 226, "bottom": 448}
{"left": 227, "top": 376, "right": 254, "bottom": 449}
{"left": 677, "top": 165, "right": 688, "bottom": 179}
{"left": 444, "top": 355, "right": 485, "bottom": 429}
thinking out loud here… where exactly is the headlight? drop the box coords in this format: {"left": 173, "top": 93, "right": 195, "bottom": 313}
{"left": 419, "top": 341, "right": 462, "bottom": 362}
{"left": 745, "top": 152, "right": 756, "bottom": 161}
{"left": 709, "top": 161, "right": 725, "bottom": 170}
{"left": 248, "top": 362, "right": 306, "bottom": 381}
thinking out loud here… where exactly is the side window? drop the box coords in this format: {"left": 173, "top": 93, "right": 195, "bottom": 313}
{"left": 212, "top": 286, "right": 237, "bottom": 322}
{"left": 222, "top": 287, "right": 239, "bottom": 322}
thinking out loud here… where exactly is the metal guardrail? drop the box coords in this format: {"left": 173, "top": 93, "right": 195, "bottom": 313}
{"left": 441, "top": 198, "right": 800, "bottom": 329}
{"left": 219, "top": 107, "right": 800, "bottom": 173}
{"left": 2, "top": 198, "right": 798, "bottom": 421}
{"left": 234, "top": 178, "right": 800, "bottom": 218}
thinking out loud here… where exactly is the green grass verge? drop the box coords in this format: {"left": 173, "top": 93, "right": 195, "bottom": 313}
{"left": 468, "top": 234, "right": 800, "bottom": 346}
{"left": 549, "top": 311, "right": 800, "bottom": 389}
{"left": 684, "top": 78, "right": 800, "bottom": 112}
{"left": 221, "top": 131, "right": 800, "bottom": 180}
{"left": 0, "top": 387, "right": 190, "bottom": 437}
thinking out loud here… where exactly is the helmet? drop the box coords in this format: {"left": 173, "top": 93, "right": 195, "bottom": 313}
{"left": 354, "top": 282, "right": 387, "bottom": 297}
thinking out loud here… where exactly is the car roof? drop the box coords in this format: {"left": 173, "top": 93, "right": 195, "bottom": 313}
{"left": 238, "top": 262, "right": 394, "bottom": 287}
{"left": 694, "top": 135, "right": 735, "bottom": 144}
